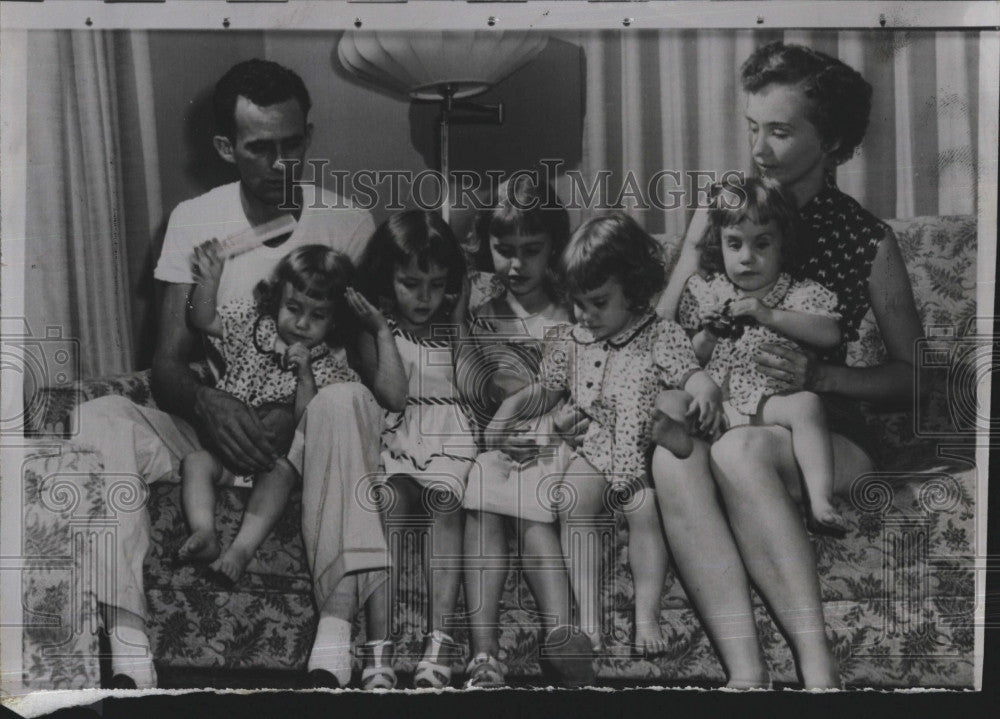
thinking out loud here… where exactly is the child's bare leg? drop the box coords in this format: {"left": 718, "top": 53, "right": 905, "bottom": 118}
{"left": 463, "top": 509, "right": 509, "bottom": 659}
{"left": 519, "top": 518, "right": 572, "bottom": 630}
{"left": 521, "top": 516, "right": 594, "bottom": 685}
{"left": 426, "top": 489, "right": 464, "bottom": 633}
{"left": 365, "top": 476, "right": 417, "bottom": 642}
{"left": 622, "top": 485, "right": 669, "bottom": 656}
{"left": 558, "top": 456, "right": 608, "bottom": 650}
{"left": 210, "top": 458, "right": 298, "bottom": 582}
{"left": 651, "top": 390, "right": 694, "bottom": 459}
{"left": 760, "top": 393, "right": 847, "bottom": 536}
{"left": 179, "top": 450, "right": 223, "bottom": 563}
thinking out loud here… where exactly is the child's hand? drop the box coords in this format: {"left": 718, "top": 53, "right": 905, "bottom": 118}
{"left": 345, "top": 287, "right": 388, "bottom": 335}
{"left": 729, "top": 297, "right": 772, "bottom": 324}
{"left": 191, "top": 239, "right": 224, "bottom": 285}
{"left": 285, "top": 342, "right": 314, "bottom": 379}
{"left": 684, "top": 371, "right": 724, "bottom": 437}
{"left": 450, "top": 274, "right": 472, "bottom": 327}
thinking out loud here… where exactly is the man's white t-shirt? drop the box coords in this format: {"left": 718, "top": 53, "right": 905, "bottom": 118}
{"left": 154, "top": 181, "right": 376, "bottom": 306}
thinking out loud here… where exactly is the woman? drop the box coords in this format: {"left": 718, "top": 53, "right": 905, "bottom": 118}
{"left": 651, "top": 42, "right": 923, "bottom": 688}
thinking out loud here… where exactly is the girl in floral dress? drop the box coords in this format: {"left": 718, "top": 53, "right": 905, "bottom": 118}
{"left": 178, "top": 243, "right": 402, "bottom": 582}
{"left": 675, "top": 177, "right": 847, "bottom": 535}
{"left": 497, "top": 212, "right": 721, "bottom": 657}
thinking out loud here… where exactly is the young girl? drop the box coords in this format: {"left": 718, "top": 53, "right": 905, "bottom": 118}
{"left": 498, "top": 212, "right": 720, "bottom": 660}
{"left": 459, "top": 175, "right": 593, "bottom": 688}
{"left": 675, "top": 176, "right": 847, "bottom": 536}
{"left": 178, "top": 242, "right": 404, "bottom": 582}
{"left": 354, "top": 210, "right": 476, "bottom": 690}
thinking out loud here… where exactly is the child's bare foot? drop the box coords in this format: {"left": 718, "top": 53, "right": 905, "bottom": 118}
{"left": 208, "top": 544, "right": 254, "bottom": 584}
{"left": 650, "top": 410, "right": 694, "bottom": 459}
{"left": 633, "top": 619, "right": 669, "bottom": 657}
{"left": 177, "top": 529, "right": 221, "bottom": 564}
{"left": 806, "top": 502, "right": 848, "bottom": 538}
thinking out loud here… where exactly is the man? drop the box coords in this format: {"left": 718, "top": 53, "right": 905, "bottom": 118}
{"left": 74, "top": 59, "right": 384, "bottom": 689}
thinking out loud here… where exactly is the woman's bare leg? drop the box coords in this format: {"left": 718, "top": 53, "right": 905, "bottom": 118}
{"left": 557, "top": 457, "right": 608, "bottom": 650}
{"left": 463, "top": 509, "right": 509, "bottom": 658}
{"left": 650, "top": 443, "right": 768, "bottom": 687}
{"left": 709, "top": 426, "right": 839, "bottom": 688}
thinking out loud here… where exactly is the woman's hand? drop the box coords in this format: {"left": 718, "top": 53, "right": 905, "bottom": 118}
{"left": 345, "top": 287, "right": 389, "bottom": 335}
{"left": 756, "top": 342, "right": 820, "bottom": 392}
{"left": 191, "top": 239, "right": 224, "bottom": 286}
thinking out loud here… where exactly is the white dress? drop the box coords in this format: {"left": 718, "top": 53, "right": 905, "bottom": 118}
{"left": 461, "top": 294, "right": 573, "bottom": 523}
{"left": 380, "top": 318, "right": 476, "bottom": 499}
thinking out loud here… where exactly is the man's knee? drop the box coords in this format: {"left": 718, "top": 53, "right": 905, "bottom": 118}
{"left": 310, "top": 382, "right": 378, "bottom": 413}
{"left": 75, "top": 395, "right": 137, "bottom": 431}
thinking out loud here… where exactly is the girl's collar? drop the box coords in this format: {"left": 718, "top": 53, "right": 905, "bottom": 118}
{"left": 252, "top": 314, "right": 330, "bottom": 362}
{"left": 570, "top": 309, "right": 657, "bottom": 348}
{"left": 385, "top": 316, "right": 452, "bottom": 348}
{"left": 498, "top": 291, "right": 558, "bottom": 321}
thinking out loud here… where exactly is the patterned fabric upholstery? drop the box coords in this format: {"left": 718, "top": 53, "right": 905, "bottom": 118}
{"left": 20, "top": 445, "right": 110, "bottom": 689}
{"left": 21, "top": 215, "right": 978, "bottom": 688}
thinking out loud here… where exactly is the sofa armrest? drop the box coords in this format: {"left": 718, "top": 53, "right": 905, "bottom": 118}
{"left": 26, "top": 363, "right": 212, "bottom": 437}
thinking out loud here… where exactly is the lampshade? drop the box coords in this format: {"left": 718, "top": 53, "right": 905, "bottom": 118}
{"left": 338, "top": 31, "right": 548, "bottom": 100}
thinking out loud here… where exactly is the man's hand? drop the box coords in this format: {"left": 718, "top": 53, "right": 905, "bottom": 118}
{"left": 193, "top": 386, "right": 278, "bottom": 474}
{"left": 256, "top": 402, "right": 296, "bottom": 458}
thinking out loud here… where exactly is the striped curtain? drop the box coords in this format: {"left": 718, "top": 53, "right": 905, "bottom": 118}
{"left": 562, "top": 29, "right": 981, "bottom": 236}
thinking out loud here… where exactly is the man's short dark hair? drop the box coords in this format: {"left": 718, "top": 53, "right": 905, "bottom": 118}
{"left": 213, "top": 59, "right": 312, "bottom": 140}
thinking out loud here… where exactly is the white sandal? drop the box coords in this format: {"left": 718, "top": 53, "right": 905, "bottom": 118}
{"left": 359, "top": 639, "right": 397, "bottom": 690}
{"left": 413, "top": 630, "right": 459, "bottom": 689}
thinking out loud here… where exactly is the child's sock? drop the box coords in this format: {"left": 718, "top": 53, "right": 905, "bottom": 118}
{"left": 307, "top": 615, "right": 353, "bottom": 686}
{"left": 109, "top": 625, "right": 158, "bottom": 689}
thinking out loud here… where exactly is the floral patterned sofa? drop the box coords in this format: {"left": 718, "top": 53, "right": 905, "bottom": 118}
{"left": 20, "top": 215, "right": 980, "bottom": 689}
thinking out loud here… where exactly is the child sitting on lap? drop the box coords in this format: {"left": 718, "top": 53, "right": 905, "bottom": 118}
{"left": 671, "top": 176, "right": 847, "bottom": 536}
{"left": 177, "top": 242, "right": 393, "bottom": 581}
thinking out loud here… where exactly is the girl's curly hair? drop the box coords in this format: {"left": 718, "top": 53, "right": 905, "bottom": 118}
{"left": 697, "top": 176, "right": 804, "bottom": 276}
{"left": 357, "top": 210, "right": 466, "bottom": 310}
{"left": 561, "top": 213, "right": 667, "bottom": 311}
{"left": 741, "top": 41, "right": 873, "bottom": 165}
{"left": 253, "top": 244, "right": 356, "bottom": 346}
